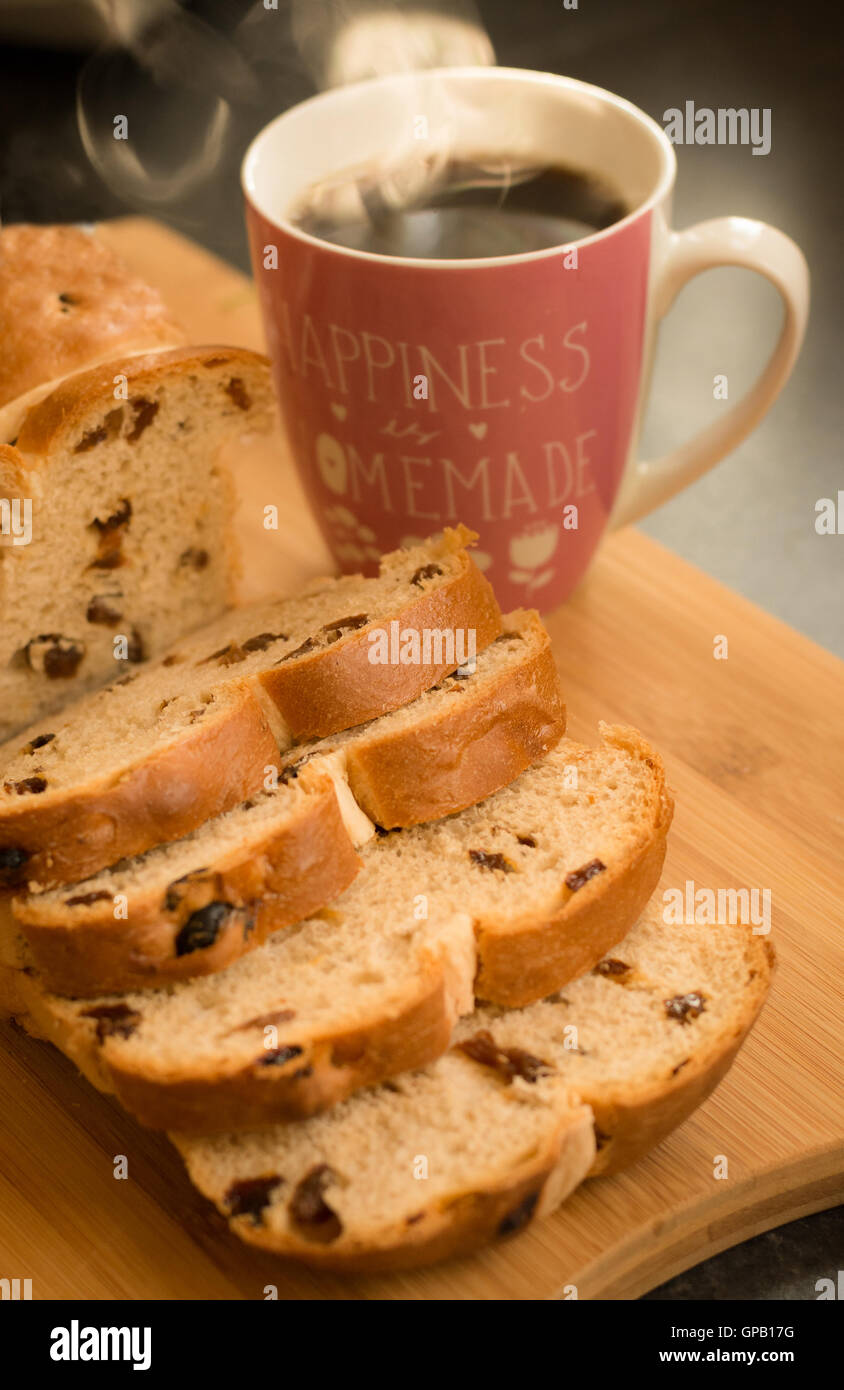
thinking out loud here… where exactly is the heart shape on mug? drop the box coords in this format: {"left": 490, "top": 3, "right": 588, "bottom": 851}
{"left": 330, "top": 402, "right": 348, "bottom": 421}
{"left": 468, "top": 421, "right": 488, "bottom": 440}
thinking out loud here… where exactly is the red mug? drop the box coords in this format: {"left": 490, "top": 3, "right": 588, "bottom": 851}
{"left": 242, "top": 67, "right": 808, "bottom": 611}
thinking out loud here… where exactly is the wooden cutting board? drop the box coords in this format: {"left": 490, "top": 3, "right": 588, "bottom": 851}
{"left": 1, "top": 219, "right": 841, "bottom": 1301}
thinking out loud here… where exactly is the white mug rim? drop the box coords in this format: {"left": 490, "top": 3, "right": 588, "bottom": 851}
{"left": 241, "top": 66, "right": 677, "bottom": 271}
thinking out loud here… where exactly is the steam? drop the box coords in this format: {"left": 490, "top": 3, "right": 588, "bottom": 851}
{"left": 289, "top": 0, "right": 494, "bottom": 89}
{"left": 289, "top": 1, "right": 504, "bottom": 234}
{"left": 74, "top": 0, "right": 499, "bottom": 221}
{"left": 76, "top": 0, "right": 257, "bottom": 208}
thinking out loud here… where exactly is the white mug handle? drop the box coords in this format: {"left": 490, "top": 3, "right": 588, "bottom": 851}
{"left": 610, "top": 216, "right": 810, "bottom": 529}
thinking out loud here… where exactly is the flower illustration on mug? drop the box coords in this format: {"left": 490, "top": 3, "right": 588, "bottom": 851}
{"left": 508, "top": 521, "right": 559, "bottom": 592}
{"left": 325, "top": 504, "right": 380, "bottom": 563}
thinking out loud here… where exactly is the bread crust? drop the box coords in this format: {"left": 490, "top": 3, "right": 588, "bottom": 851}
{"left": 345, "top": 622, "right": 566, "bottom": 827}
{"left": 11, "top": 345, "right": 273, "bottom": 461}
{"left": 0, "top": 688, "right": 279, "bottom": 886}
{"left": 0, "top": 224, "right": 183, "bottom": 413}
{"left": 17, "top": 780, "right": 362, "bottom": 995}
{"left": 0, "top": 966, "right": 24, "bottom": 1018}
{"left": 586, "top": 936, "right": 775, "bottom": 1177}
{"left": 0, "top": 443, "right": 27, "bottom": 496}
{"left": 473, "top": 725, "right": 674, "bottom": 1007}
{"left": 201, "top": 1104, "right": 595, "bottom": 1273}
{"left": 257, "top": 543, "right": 502, "bottom": 739}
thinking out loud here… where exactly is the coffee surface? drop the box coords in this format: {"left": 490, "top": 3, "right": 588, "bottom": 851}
{"left": 289, "top": 153, "right": 630, "bottom": 259}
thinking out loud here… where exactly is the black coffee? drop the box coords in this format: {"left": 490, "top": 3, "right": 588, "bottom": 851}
{"left": 289, "top": 153, "right": 629, "bottom": 259}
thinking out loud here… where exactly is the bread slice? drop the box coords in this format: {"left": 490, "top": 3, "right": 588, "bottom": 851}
{"left": 2, "top": 727, "right": 671, "bottom": 1130}
{"left": 13, "top": 611, "right": 565, "bottom": 994}
{"left": 0, "top": 346, "right": 275, "bottom": 741}
{"left": 275, "top": 608, "right": 563, "bottom": 831}
{"left": 174, "top": 896, "right": 774, "bottom": 1271}
{"left": 13, "top": 779, "right": 363, "bottom": 996}
{"left": 0, "top": 526, "right": 500, "bottom": 887}
{"left": 183, "top": 1056, "right": 597, "bottom": 1273}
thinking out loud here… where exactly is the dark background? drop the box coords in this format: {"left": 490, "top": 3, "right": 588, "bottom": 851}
{"left": 0, "top": 0, "right": 841, "bottom": 1299}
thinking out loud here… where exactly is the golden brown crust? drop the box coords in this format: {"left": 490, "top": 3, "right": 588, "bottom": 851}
{"left": 0, "top": 902, "right": 26, "bottom": 1017}
{"left": 91, "top": 970, "right": 457, "bottom": 1131}
{"left": 233, "top": 1175, "right": 552, "bottom": 1273}
{"left": 587, "top": 937, "right": 775, "bottom": 1176}
{"left": 0, "top": 443, "right": 27, "bottom": 495}
{"left": 12, "top": 345, "right": 273, "bottom": 461}
{"left": 0, "top": 966, "right": 24, "bottom": 1018}
{"left": 475, "top": 825, "right": 669, "bottom": 1007}
{"left": 474, "top": 728, "right": 674, "bottom": 1007}
{"left": 345, "top": 627, "right": 566, "bottom": 827}
{"left": 0, "top": 689, "right": 279, "bottom": 887}
{"left": 17, "top": 781, "right": 362, "bottom": 995}
{"left": 0, "top": 224, "right": 183, "bottom": 412}
{"left": 258, "top": 548, "right": 502, "bottom": 738}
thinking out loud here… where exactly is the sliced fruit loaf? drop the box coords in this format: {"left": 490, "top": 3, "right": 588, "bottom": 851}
{"left": 0, "top": 526, "right": 500, "bottom": 888}
{"left": 2, "top": 726, "right": 672, "bottom": 1130}
{"left": 12, "top": 611, "right": 565, "bottom": 994}
{"left": 0, "top": 346, "right": 275, "bottom": 741}
{"left": 174, "top": 896, "right": 774, "bottom": 1271}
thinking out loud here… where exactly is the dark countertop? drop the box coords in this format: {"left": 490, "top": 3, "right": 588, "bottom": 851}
{"left": 0, "top": 0, "right": 840, "bottom": 1300}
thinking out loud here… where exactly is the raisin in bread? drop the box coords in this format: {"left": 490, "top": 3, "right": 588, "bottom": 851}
{"left": 174, "top": 896, "right": 773, "bottom": 1271}
{"left": 13, "top": 610, "right": 564, "bottom": 994}
{"left": 0, "top": 527, "right": 500, "bottom": 888}
{"left": 0, "top": 224, "right": 183, "bottom": 442}
{"left": 3, "top": 727, "right": 671, "bottom": 1130}
{"left": 0, "top": 346, "right": 276, "bottom": 741}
